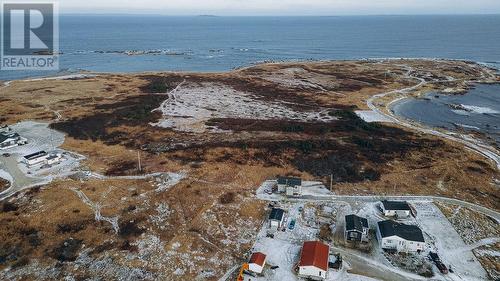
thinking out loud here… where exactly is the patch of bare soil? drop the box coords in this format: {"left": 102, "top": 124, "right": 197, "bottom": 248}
{"left": 0, "top": 178, "right": 9, "bottom": 193}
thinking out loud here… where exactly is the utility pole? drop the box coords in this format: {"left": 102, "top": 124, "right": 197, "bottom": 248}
{"left": 137, "top": 151, "right": 142, "bottom": 174}
{"left": 50, "top": 133, "right": 54, "bottom": 151}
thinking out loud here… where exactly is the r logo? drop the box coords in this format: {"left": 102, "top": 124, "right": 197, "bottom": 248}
{"left": 1, "top": 2, "right": 58, "bottom": 70}
{"left": 3, "top": 3, "right": 54, "bottom": 55}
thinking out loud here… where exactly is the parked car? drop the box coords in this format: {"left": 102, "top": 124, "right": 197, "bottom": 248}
{"left": 298, "top": 206, "right": 304, "bottom": 212}
{"left": 288, "top": 219, "right": 296, "bottom": 230}
{"left": 266, "top": 189, "right": 273, "bottom": 195}
{"left": 2, "top": 153, "right": 10, "bottom": 157}
{"left": 429, "top": 252, "right": 439, "bottom": 262}
{"left": 436, "top": 261, "right": 448, "bottom": 274}
{"left": 429, "top": 252, "right": 448, "bottom": 274}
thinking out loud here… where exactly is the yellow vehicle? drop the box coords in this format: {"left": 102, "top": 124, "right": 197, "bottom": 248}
{"left": 236, "top": 263, "right": 249, "bottom": 281}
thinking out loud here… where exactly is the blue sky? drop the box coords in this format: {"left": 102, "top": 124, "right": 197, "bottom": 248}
{"left": 61, "top": 0, "right": 500, "bottom": 15}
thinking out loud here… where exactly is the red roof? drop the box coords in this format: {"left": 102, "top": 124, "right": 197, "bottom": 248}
{"left": 249, "top": 252, "right": 267, "bottom": 266}
{"left": 299, "top": 241, "right": 329, "bottom": 271}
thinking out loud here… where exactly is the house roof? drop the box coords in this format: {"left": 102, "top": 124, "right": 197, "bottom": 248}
{"left": 0, "top": 133, "right": 19, "bottom": 143}
{"left": 269, "top": 208, "right": 284, "bottom": 221}
{"left": 277, "top": 176, "right": 302, "bottom": 187}
{"left": 249, "top": 252, "right": 266, "bottom": 266}
{"left": 377, "top": 220, "right": 425, "bottom": 242}
{"left": 46, "top": 154, "right": 60, "bottom": 160}
{"left": 299, "top": 241, "right": 329, "bottom": 271}
{"left": 345, "top": 214, "right": 368, "bottom": 232}
{"left": 381, "top": 200, "right": 411, "bottom": 211}
{"left": 23, "top": 151, "right": 48, "bottom": 160}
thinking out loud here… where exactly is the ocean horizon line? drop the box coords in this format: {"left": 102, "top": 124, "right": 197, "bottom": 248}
{"left": 57, "top": 13, "right": 500, "bottom": 17}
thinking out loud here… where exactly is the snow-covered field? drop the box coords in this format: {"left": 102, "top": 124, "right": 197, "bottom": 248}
{"left": 152, "top": 83, "right": 336, "bottom": 133}
{"left": 413, "top": 202, "right": 489, "bottom": 281}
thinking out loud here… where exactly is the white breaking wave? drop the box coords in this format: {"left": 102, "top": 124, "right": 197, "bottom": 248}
{"left": 455, "top": 123, "right": 481, "bottom": 130}
{"left": 451, "top": 110, "right": 471, "bottom": 116}
{"left": 460, "top": 104, "right": 500, "bottom": 114}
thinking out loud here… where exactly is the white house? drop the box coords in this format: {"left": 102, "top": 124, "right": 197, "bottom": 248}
{"left": 248, "top": 252, "right": 266, "bottom": 274}
{"left": 380, "top": 200, "right": 412, "bottom": 218}
{"left": 0, "top": 133, "right": 27, "bottom": 150}
{"left": 23, "top": 151, "right": 49, "bottom": 166}
{"left": 277, "top": 176, "right": 302, "bottom": 196}
{"left": 345, "top": 214, "right": 369, "bottom": 243}
{"left": 286, "top": 185, "right": 302, "bottom": 197}
{"left": 268, "top": 208, "right": 285, "bottom": 230}
{"left": 298, "top": 241, "right": 330, "bottom": 280}
{"left": 46, "top": 153, "right": 63, "bottom": 165}
{"left": 377, "top": 220, "right": 425, "bottom": 253}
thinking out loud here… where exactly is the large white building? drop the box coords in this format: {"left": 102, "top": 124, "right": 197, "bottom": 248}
{"left": 23, "top": 151, "right": 49, "bottom": 166}
{"left": 298, "top": 241, "right": 330, "bottom": 280}
{"left": 380, "top": 200, "right": 412, "bottom": 218}
{"left": 377, "top": 220, "right": 425, "bottom": 253}
{"left": 277, "top": 176, "right": 302, "bottom": 197}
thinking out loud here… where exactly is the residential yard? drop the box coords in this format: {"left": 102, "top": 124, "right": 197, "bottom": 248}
{"left": 240, "top": 181, "right": 495, "bottom": 281}
{"left": 242, "top": 201, "right": 379, "bottom": 281}
{"left": 436, "top": 201, "right": 500, "bottom": 280}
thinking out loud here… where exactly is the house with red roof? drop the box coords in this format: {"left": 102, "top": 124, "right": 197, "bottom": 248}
{"left": 248, "top": 252, "right": 267, "bottom": 274}
{"left": 298, "top": 241, "right": 330, "bottom": 280}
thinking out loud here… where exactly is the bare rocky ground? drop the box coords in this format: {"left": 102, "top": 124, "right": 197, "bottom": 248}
{"left": 0, "top": 178, "right": 9, "bottom": 193}
{"left": 0, "top": 59, "right": 498, "bottom": 280}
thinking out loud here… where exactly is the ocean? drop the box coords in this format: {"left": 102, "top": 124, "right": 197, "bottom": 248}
{"left": 393, "top": 84, "right": 500, "bottom": 146}
{"left": 0, "top": 15, "right": 499, "bottom": 80}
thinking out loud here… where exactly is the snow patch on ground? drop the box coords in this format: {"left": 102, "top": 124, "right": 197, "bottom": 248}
{"left": 149, "top": 203, "right": 173, "bottom": 230}
{"left": 0, "top": 168, "right": 13, "bottom": 184}
{"left": 152, "top": 82, "right": 336, "bottom": 133}
{"left": 154, "top": 172, "right": 186, "bottom": 192}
